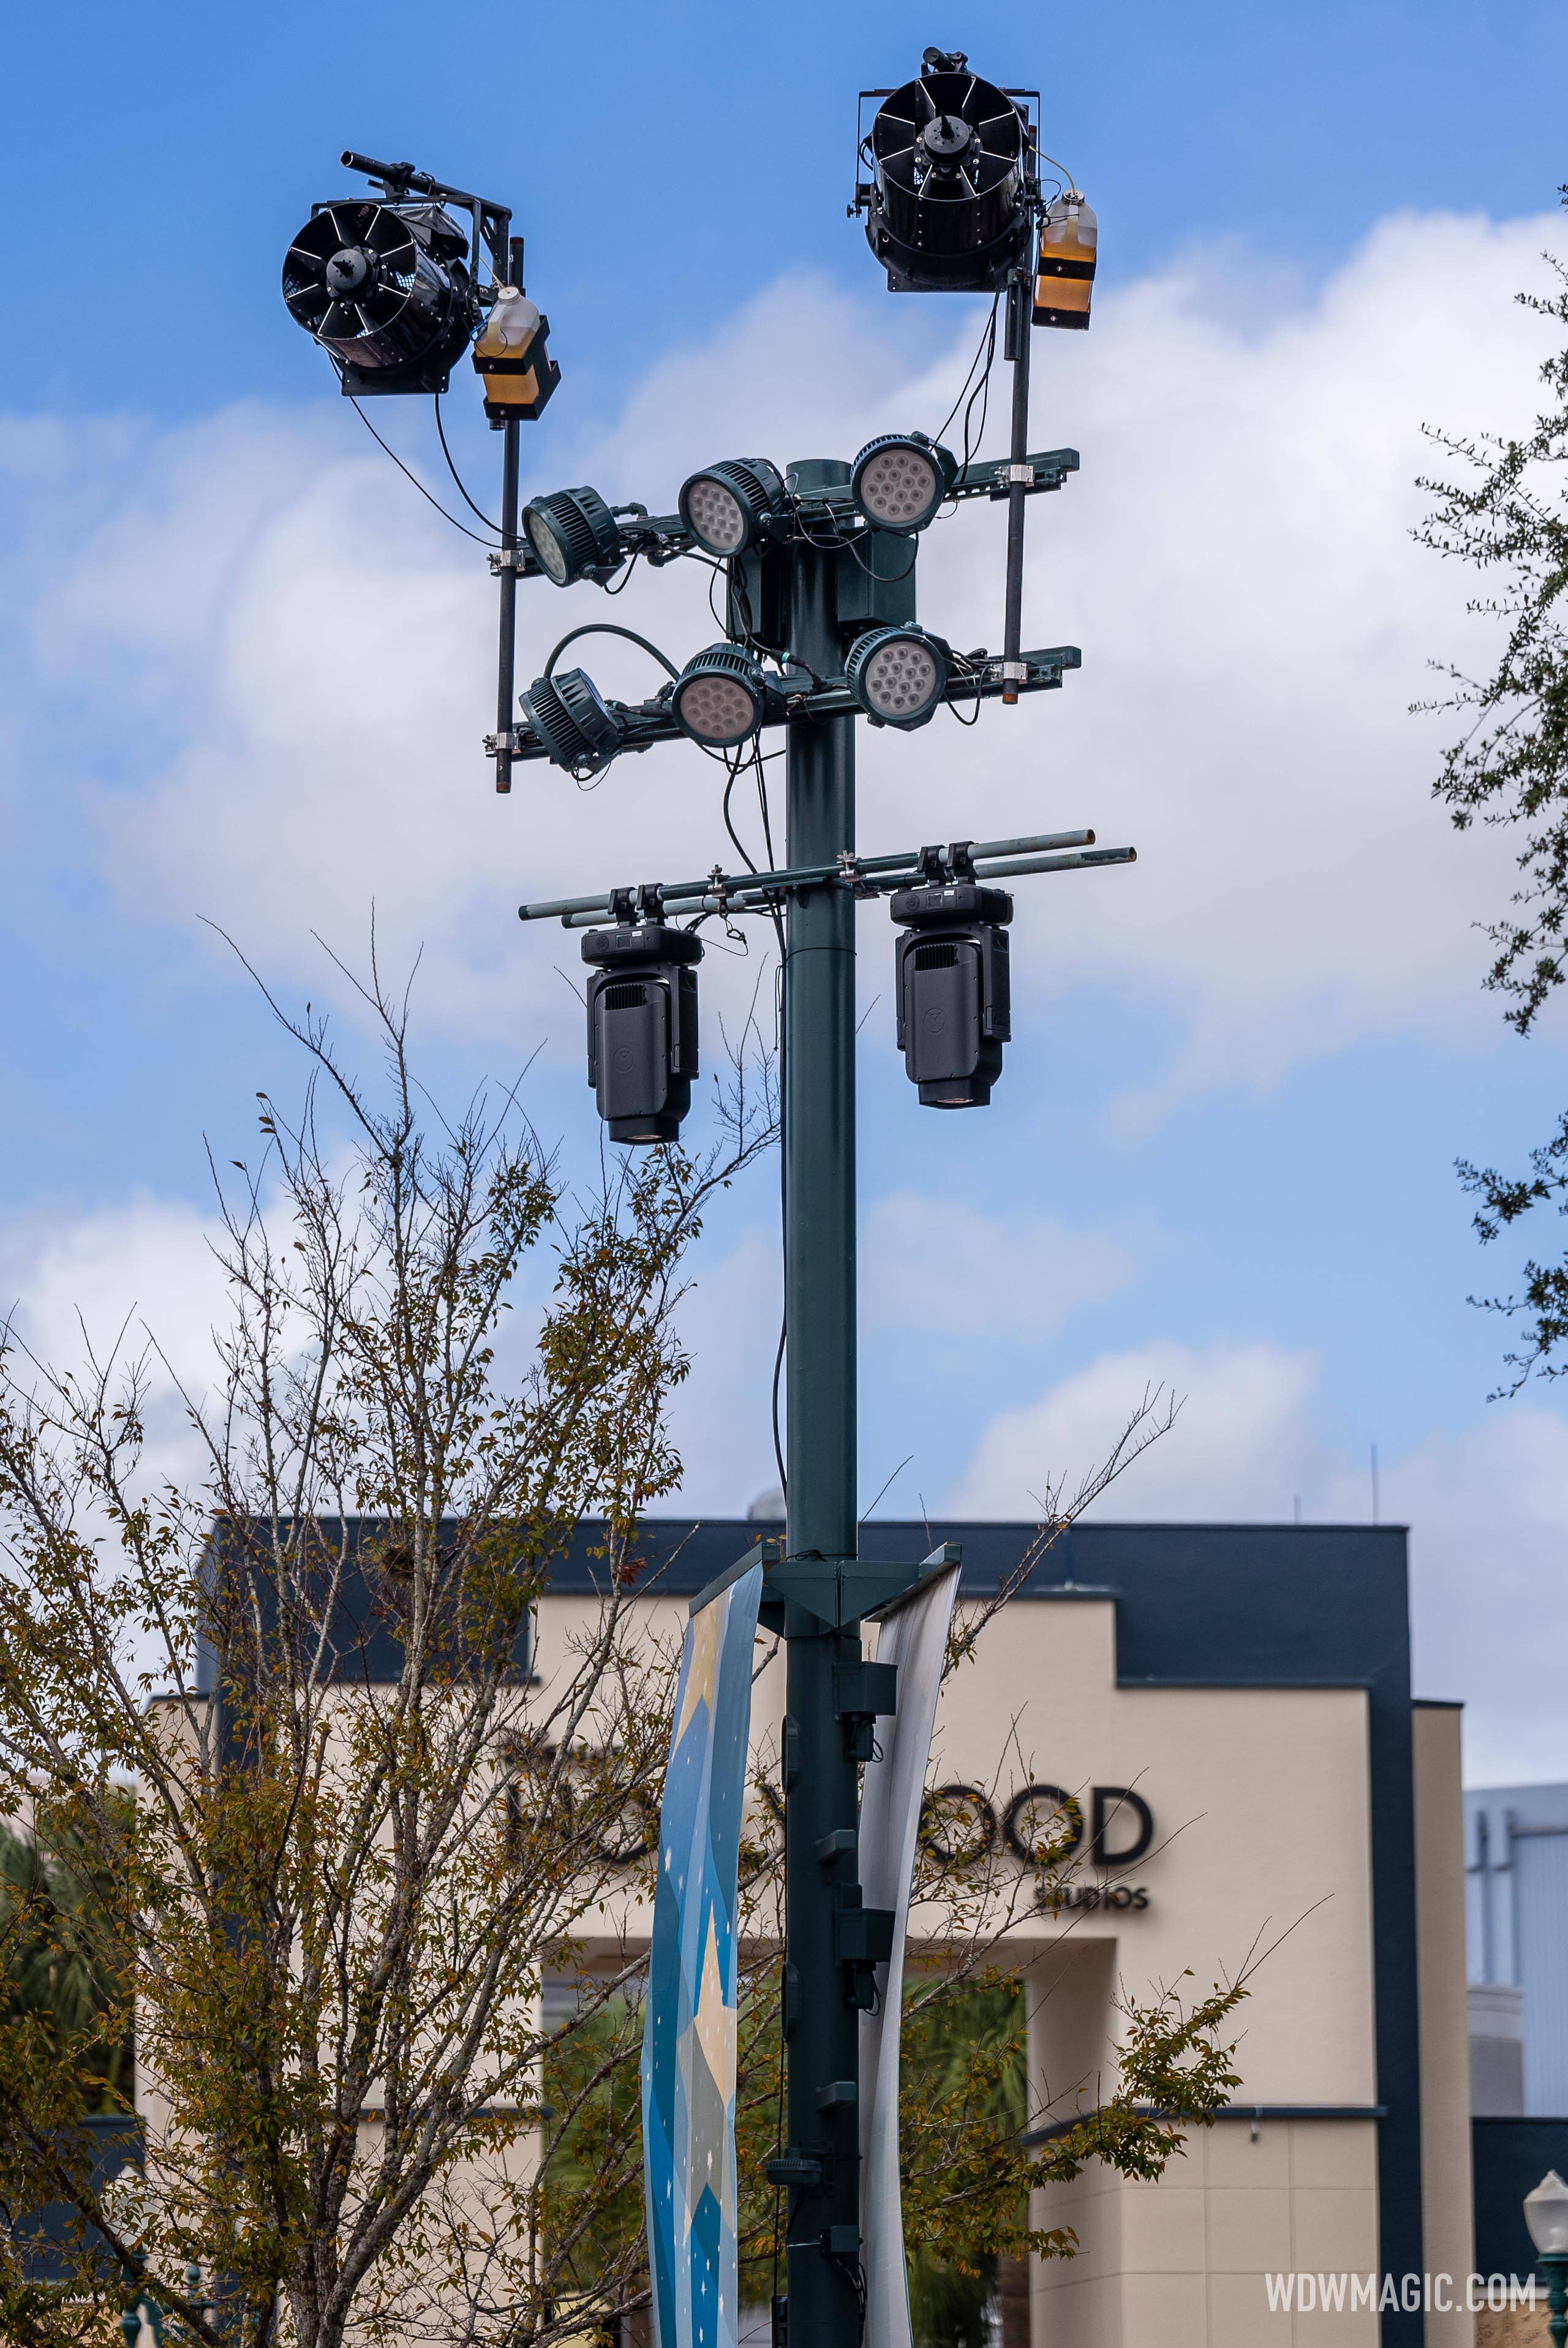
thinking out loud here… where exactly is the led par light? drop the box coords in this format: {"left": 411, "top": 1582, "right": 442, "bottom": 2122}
{"left": 677, "top": 460, "right": 786, "bottom": 557}
{"left": 581, "top": 923, "right": 703, "bottom": 1145}
{"left": 281, "top": 198, "right": 480, "bottom": 393}
{"left": 845, "top": 625, "right": 950, "bottom": 729}
{"left": 850, "top": 433, "right": 955, "bottom": 532}
{"left": 518, "top": 668, "right": 625, "bottom": 778}
{"left": 671, "top": 645, "right": 777, "bottom": 749}
{"left": 522, "top": 487, "right": 625, "bottom": 586}
{"left": 862, "top": 52, "right": 1031, "bottom": 295}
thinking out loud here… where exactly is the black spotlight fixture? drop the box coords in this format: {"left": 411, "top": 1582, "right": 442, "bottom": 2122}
{"left": 671, "top": 645, "right": 778, "bottom": 749}
{"left": 522, "top": 488, "right": 625, "bottom": 587}
{"left": 281, "top": 197, "right": 480, "bottom": 395}
{"left": 861, "top": 51, "right": 1033, "bottom": 295}
{"left": 582, "top": 920, "right": 703, "bottom": 1144}
{"left": 891, "top": 856, "right": 1014, "bottom": 1108}
{"left": 850, "top": 432, "right": 956, "bottom": 533}
{"left": 677, "top": 460, "right": 787, "bottom": 557}
{"left": 519, "top": 668, "right": 627, "bottom": 779}
{"left": 846, "top": 624, "right": 951, "bottom": 730}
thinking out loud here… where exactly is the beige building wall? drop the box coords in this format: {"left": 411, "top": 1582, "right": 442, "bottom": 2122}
{"left": 1415, "top": 1701, "right": 1477, "bottom": 2348}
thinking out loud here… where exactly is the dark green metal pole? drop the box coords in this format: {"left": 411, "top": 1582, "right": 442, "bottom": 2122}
{"left": 781, "top": 458, "right": 862, "bottom": 2348}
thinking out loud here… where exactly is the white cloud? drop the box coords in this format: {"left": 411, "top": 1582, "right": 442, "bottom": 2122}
{"left": 949, "top": 1336, "right": 1321, "bottom": 1520}
{"left": 862, "top": 1190, "right": 1133, "bottom": 1337}
{"left": 4, "top": 208, "right": 1561, "bottom": 1096}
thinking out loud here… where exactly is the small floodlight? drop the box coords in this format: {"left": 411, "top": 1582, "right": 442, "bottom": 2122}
{"left": 845, "top": 625, "right": 950, "bottom": 729}
{"left": 522, "top": 488, "right": 625, "bottom": 587}
{"left": 850, "top": 433, "right": 955, "bottom": 532}
{"left": 678, "top": 460, "right": 786, "bottom": 557}
{"left": 862, "top": 53, "right": 1031, "bottom": 295}
{"left": 891, "top": 868, "right": 1014, "bottom": 1108}
{"left": 281, "top": 198, "right": 479, "bottom": 394}
{"left": 671, "top": 645, "right": 777, "bottom": 749}
{"left": 518, "top": 668, "right": 626, "bottom": 778}
{"left": 581, "top": 922, "right": 703, "bottom": 1145}
{"left": 1034, "top": 192, "right": 1098, "bottom": 331}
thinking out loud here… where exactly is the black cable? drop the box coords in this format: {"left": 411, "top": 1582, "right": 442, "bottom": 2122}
{"left": 543, "top": 623, "right": 680, "bottom": 682}
{"left": 933, "top": 293, "right": 1001, "bottom": 453}
{"left": 346, "top": 398, "right": 499, "bottom": 549}
{"left": 603, "top": 552, "right": 642, "bottom": 597}
{"left": 432, "top": 393, "right": 503, "bottom": 534}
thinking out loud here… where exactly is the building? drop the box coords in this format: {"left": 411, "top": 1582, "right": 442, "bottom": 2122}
{"left": 535, "top": 1516, "right": 1473, "bottom": 2347}
{"left": 121, "top": 1514, "right": 1481, "bottom": 2344}
{"left": 1465, "top": 1781, "right": 1568, "bottom": 2116}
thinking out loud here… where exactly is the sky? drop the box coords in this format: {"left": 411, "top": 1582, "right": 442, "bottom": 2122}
{"left": 4, "top": 1, "right": 1568, "bottom": 1780}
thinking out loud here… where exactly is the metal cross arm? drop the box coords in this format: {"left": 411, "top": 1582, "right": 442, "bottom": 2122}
{"left": 496, "top": 450, "right": 1078, "bottom": 584}
{"left": 517, "top": 827, "right": 1136, "bottom": 929}
{"left": 492, "top": 643, "right": 1082, "bottom": 766}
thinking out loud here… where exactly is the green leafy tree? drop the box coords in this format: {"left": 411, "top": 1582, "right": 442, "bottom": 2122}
{"left": 1417, "top": 193, "right": 1568, "bottom": 1381}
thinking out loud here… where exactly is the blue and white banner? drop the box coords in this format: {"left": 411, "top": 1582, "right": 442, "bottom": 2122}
{"left": 642, "top": 1560, "right": 764, "bottom": 2348}
{"left": 858, "top": 1561, "right": 962, "bottom": 2348}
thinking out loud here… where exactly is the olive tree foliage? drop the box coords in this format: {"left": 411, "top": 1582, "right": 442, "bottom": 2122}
{"left": 0, "top": 956, "right": 774, "bottom": 2348}
{"left": 1416, "top": 194, "right": 1568, "bottom": 1383}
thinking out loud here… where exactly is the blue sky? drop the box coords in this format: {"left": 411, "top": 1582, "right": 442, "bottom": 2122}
{"left": 4, "top": 2, "right": 1568, "bottom": 1776}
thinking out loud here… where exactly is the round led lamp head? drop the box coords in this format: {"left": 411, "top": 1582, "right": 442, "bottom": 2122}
{"left": 519, "top": 666, "right": 624, "bottom": 777}
{"left": 677, "top": 459, "right": 786, "bottom": 557}
{"left": 671, "top": 644, "right": 774, "bottom": 749}
{"left": 522, "top": 486, "right": 624, "bottom": 587}
{"left": 850, "top": 433, "right": 956, "bottom": 533}
{"left": 846, "top": 625, "right": 950, "bottom": 730}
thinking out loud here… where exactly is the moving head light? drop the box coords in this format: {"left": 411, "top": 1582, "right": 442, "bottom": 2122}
{"left": 891, "top": 861, "right": 1014, "bottom": 1108}
{"left": 282, "top": 196, "right": 480, "bottom": 395}
{"left": 582, "top": 921, "right": 703, "bottom": 1145}
{"left": 861, "top": 51, "right": 1033, "bottom": 294}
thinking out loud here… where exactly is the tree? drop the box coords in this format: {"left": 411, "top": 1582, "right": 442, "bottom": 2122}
{"left": 0, "top": 954, "right": 773, "bottom": 2348}
{"left": 1416, "top": 192, "right": 1568, "bottom": 1383}
{"left": 0, "top": 950, "right": 1245, "bottom": 2347}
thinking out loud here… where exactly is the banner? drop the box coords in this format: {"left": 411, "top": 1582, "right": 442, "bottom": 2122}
{"left": 858, "top": 1561, "right": 962, "bottom": 2348}
{"left": 642, "top": 1560, "right": 764, "bottom": 2348}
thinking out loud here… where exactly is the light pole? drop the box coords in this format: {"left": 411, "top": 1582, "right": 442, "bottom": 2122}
{"left": 1525, "top": 2169, "right": 1568, "bottom": 2345}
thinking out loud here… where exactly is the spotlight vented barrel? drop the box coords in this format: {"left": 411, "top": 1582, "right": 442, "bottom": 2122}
{"left": 281, "top": 199, "right": 479, "bottom": 392}
{"left": 678, "top": 459, "right": 786, "bottom": 556}
{"left": 519, "top": 667, "right": 625, "bottom": 777}
{"left": 865, "top": 55, "right": 1031, "bottom": 293}
{"left": 522, "top": 487, "right": 625, "bottom": 586}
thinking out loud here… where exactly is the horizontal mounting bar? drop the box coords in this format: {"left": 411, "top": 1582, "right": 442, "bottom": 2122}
{"left": 502, "top": 643, "right": 1081, "bottom": 761}
{"left": 506, "top": 451, "right": 1080, "bottom": 581}
{"left": 537, "top": 845, "right": 1136, "bottom": 930}
{"left": 518, "top": 830, "right": 1096, "bottom": 924}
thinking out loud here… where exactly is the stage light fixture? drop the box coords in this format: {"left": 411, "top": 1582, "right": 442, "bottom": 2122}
{"left": 1034, "top": 191, "right": 1098, "bottom": 331}
{"left": 891, "top": 872, "right": 1014, "bottom": 1108}
{"left": 581, "top": 922, "right": 703, "bottom": 1144}
{"left": 518, "top": 668, "right": 626, "bottom": 778}
{"left": 677, "top": 460, "right": 786, "bottom": 557}
{"left": 862, "top": 51, "right": 1032, "bottom": 295}
{"left": 671, "top": 645, "right": 777, "bottom": 749}
{"left": 849, "top": 433, "right": 955, "bottom": 532}
{"left": 522, "top": 488, "right": 625, "bottom": 586}
{"left": 846, "top": 625, "right": 950, "bottom": 729}
{"left": 281, "top": 198, "right": 480, "bottom": 394}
